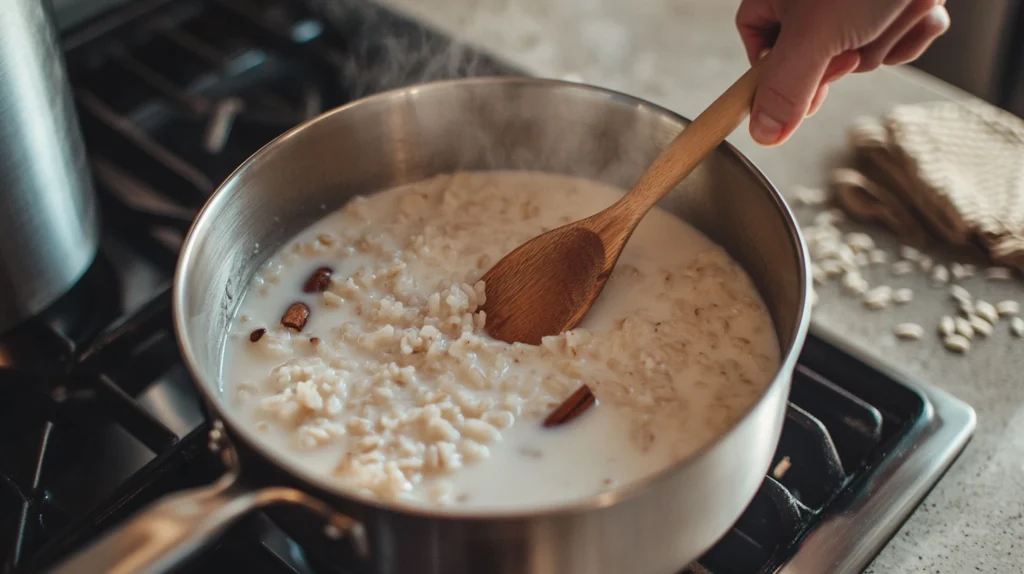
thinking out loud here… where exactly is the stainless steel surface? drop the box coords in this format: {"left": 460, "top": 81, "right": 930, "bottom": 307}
{"left": 778, "top": 325, "right": 977, "bottom": 574}
{"left": 0, "top": 0, "right": 100, "bottom": 333}
{"left": 51, "top": 427, "right": 366, "bottom": 574}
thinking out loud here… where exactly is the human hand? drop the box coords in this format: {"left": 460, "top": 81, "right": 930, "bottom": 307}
{"left": 736, "top": 0, "right": 950, "bottom": 146}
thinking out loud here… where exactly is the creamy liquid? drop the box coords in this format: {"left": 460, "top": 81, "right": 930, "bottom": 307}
{"left": 221, "top": 171, "right": 779, "bottom": 511}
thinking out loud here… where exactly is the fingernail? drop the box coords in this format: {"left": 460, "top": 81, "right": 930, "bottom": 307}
{"left": 751, "top": 112, "right": 783, "bottom": 145}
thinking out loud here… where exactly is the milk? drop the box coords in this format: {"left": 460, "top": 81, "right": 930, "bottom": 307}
{"left": 220, "top": 171, "right": 779, "bottom": 511}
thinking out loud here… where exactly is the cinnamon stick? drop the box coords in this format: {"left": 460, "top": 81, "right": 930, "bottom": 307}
{"left": 543, "top": 384, "right": 596, "bottom": 428}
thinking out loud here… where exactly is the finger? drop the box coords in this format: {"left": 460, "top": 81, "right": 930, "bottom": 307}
{"left": 823, "top": 50, "right": 862, "bottom": 85}
{"left": 856, "top": 0, "right": 940, "bottom": 73}
{"left": 808, "top": 84, "right": 829, "bottom": 117}
{"left": 749, "top": 25, "right": 833, "bottom": 146}
{"left": 735, "top": 0, "right": 779, "bottom": 64}
{"left": 807, "top": 51, "right": 860, "bottom": 118}
{"left": 737, "top": 25, "right": 777, "bottom": 65}
{"left": 883, "top": 6, "right": 950, "bottom": 65}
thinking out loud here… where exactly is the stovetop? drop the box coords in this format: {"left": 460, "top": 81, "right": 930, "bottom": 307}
{"left": 0, "top": 1, "right": 976, "bottom": 573}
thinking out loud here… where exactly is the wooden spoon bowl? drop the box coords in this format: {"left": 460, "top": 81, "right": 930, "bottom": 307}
{"left": 481, "top": 65, "right": 762, "bottom": 345}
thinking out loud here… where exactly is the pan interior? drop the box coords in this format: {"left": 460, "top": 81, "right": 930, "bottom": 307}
{"left": 174, "top": 78, "right": 809, "bottom": 515}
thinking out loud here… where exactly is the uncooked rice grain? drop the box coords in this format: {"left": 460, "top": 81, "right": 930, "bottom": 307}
{"left": 892, "top": 288, "right": 913, "bottom": 304}
{"left": 943, "top": 334, "right": 971, "bottom": 353}
{"left": 1012, "top": 317, "right": 1024, "bottom": 338}
{"left": 975, "top": 301, "right": 999, "bottom": 324}
{"left": 891, "top": 261, "right": 915, "bottom": 276}
{"left": 894, "top": 323, "right": 924, "bottom": 340}
{"left": 985, "top": 266, "right": 1012, "bottom": 281}
{"left": 954, "top": 317, "right": 975, "bottom": 339}
{"left": 899, "top": 245, "right": 922, "bottom": 261}
{"left": 969, "top": 315, "right": 993, "bottom": 337}
{"left": 996, "top": 301, "right": 1020, "bottom": 316}
{"left": 864, "top": 286, "right": 893, "bottom": 310}
{"left": 939, "top": 316, "right": 956, "bottom": 337}
{"left": 949, "top": 285, "right": 972, "bottom": 302}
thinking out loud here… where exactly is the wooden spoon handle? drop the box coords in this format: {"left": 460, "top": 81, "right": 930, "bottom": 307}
{"left": 613, "top": 64, "right": 762, "bottom": 220}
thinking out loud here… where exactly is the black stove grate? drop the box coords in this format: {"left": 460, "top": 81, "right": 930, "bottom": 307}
{"left": 691, "top": 347, "right": 924, "bottom": 574}
{"left": 0, "top": 1, "right": 929, "bottom": 573}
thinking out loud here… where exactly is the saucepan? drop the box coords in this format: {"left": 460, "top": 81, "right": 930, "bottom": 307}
{"left": 51, "top": 77, "right": 811, "bottom": 574}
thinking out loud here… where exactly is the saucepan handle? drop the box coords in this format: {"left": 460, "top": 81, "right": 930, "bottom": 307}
{"left": 48, "top": 471, "right": 366, "bottom": 574}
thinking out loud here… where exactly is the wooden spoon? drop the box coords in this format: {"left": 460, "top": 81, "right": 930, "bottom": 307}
{"left": 480, "top": 65, "right": 762, "bottom": 345}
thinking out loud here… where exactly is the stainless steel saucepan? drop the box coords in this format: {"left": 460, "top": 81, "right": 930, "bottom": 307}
{"left": 51, "top": 77, "right": 811, "bottom": 574}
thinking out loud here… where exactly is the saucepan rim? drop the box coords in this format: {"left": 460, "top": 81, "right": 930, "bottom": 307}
{"left": 172, "top": 75, "right": 813, "bottom": 520}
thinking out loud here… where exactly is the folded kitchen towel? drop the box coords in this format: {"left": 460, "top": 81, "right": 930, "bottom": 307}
{"left": 832, "top": 99, "right": 1024, "bottom": 269}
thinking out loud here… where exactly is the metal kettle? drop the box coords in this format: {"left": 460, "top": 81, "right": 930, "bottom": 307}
{"left": 0, "top": 0, "right": 100, "bottom": 334}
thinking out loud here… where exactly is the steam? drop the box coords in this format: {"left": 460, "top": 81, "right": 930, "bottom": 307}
{"left": 304, "top": 0, "right": 685, "bottom": 193}
{"left": 308, "top": 0, "right": 514, "bottom": 98}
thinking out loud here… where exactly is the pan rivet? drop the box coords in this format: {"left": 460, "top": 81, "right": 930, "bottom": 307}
{"left": 323, "top": 524, "right": 343, "bottom": 540}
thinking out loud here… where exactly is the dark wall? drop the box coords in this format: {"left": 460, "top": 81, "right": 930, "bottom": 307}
{"left": 910, "top": 0, "right": 1023, "bottom": 116}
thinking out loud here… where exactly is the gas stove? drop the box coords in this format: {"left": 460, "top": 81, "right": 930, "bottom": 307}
{"left": 0, "top": 1, "right": 976, "bottom": 573}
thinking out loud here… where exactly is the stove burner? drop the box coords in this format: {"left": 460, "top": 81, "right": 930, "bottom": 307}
{"left": 0, "top": 1, "right": 975, "bottom": 573}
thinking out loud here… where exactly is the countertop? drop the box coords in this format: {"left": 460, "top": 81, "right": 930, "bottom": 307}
{"left": 377, "top": 0, "right": 1022, "bottom": 571}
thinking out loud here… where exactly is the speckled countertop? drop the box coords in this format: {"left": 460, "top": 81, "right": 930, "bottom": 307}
{"left": 376, "top": 0, "right": 1022, "bottom": 571}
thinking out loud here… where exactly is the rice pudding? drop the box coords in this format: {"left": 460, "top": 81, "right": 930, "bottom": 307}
{"left": 221, "top": 171, "right": 779, "bottom": 510}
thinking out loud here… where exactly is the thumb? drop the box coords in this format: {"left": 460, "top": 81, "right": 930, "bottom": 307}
{"left": 750, "top": 28, "right": 833, "bottom": 146}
